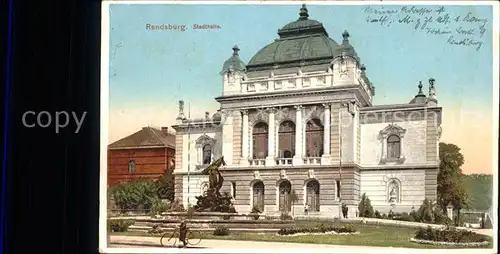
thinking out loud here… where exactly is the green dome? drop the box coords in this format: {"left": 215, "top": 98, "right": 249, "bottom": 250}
{"left": 246, "top": 4, "right": 340, "bottom": 72}
{"left": 280, "top": 19, "right": 322, "bottom": 31}
{"left": 334, "top": 30, "right": 359, "bottom": 61}
{"left": 220, "top": 45, "right": 246, "bottom": 74}
{"left": 409, "top": 81, "right": 427, "bottom": 104}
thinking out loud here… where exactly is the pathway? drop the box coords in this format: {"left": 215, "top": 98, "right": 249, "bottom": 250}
{"left": 109, "top": 235, "right": 491, "bottom": 252}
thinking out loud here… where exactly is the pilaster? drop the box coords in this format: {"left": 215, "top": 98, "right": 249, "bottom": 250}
{"left": 265, "top": 108, "right": 276, "bottom": 166}
{"left": 240, "top": 109, "right": 249, "bottom": 166}
{"left": 293, "top": 105, "right": 303, "bottom": 165}
{"left": 321, "top": 103, "right": 331, "bottom": 164}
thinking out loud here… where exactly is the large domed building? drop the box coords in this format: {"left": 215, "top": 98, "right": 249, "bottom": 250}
{"left": 172, "top": 5, "right": 442, "bottom": 218}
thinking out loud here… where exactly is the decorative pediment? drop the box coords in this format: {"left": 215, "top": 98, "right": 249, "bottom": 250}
{"left": 380, "top": 124, "right": 406, "bottom": 138}
{"left": 195, "top": 134, "right": 216, "bottom": 147}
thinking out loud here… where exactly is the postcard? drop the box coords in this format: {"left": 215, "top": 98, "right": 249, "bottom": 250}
{"left": 100, "top": 1, "right": 498, "bottom": 253}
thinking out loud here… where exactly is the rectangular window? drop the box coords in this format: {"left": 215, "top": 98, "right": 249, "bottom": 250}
{"left": 336, "top": 180, "right": 341, "bottom": 198}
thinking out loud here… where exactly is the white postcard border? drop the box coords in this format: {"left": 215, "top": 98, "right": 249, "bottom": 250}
{"left": 99, "top": 1, "right": 500, "bottom": 253}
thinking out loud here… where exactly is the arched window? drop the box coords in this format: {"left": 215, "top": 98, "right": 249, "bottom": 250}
{"left": 278, "top": 180, "right": 292, "bottom": 212}
{"left": 128, "top": 160, "right": 136, "bottom": 174}
{"left": 278, "top": 121, "right": 295, "bottom": 158}
{"left": 305, "top": 119, "right": 324, "bottom": 157}
{"left": 306, "top": 180, "right": 320, "bottom": 212}
{"left": 387, "top": 135, "right": 401, "bottom": 159}
{"left": 252, "top": 122, "right": 268, "bottom": 159}
{"left": 252, "top": 181, "right": 265, "bottom": 211}
{"left": 203, "top": 144, "right": 212, "bottom": 164}
{"left": 387, "top": 179, "right": 401, "bottom": 203}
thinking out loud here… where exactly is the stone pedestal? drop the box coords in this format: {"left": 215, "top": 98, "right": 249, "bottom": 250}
{"left": 447, "top": 207, "right": 453, "bottom": 220}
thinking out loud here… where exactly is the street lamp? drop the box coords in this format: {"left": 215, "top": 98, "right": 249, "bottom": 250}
{"left": 338, "top": 101, "right": 356, "bottom": 219}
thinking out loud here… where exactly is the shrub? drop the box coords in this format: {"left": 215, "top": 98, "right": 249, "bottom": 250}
{"left": 434, "top": 210, "right": 452, "bottom": 225}
{"left": 265, "top": 215, "right": 276, "bottom": 220}
{"left": 213, "top": 226, "right": 230, "bottom": 236}
{"left": 107, "top": 219, "right": 134, "bottom": 232}
{"left": 277, "top": 225, "right": 356, "bottom": 236}
{"left": 388, "top": 210, "right": 395, "bottom": 219}
{"left": 149, "top": 198, "right": 168, "bottom": 216}
{"left": 167, "top": 199, "right": 185, "bottom": 212}
{"left": 410, "top": 210, "right": 419, "bottom": 221}
{"left": 374, "top": 210, "right": 382, "bottom": 219}
{"left": 454, "top": 212, "right": 466, "bottom": 227}
{"left": 108, "top": 179, "right": 159, "bottom": 212}
{"left": 250, "top": 206, "right": 262, "bottom": 220}
{"left": 155, "top": 169, "right": 175, "bottom": 201}
{"left": 280, "top": 212, "right": 293, "bottom": 220}
{"left": 186, "top": 205, "right": 195, "bottom": 219}
{"left": 416, "top": 198, "right": 435, "bottom": 223}
{"left": 358, "top": 193, "right": 374, "bottom": 218}
{"left": 148, "top": 224, "right": 164, "bottom": 235}
{"left": 393, "top": 212, "right": 415, "bottom": 222}
{"left": 415, "top": 226, "right": 488, "bottom": 243}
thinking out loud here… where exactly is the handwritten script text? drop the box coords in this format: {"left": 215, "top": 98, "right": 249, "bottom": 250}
{"left": 364, "top": 6, "right": 489, "bottom": 51}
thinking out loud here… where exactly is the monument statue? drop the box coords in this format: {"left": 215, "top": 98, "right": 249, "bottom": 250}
{"left": 389, "top": 184, "right": 397, "bottom": 203}
{"left": 200, "top": 156, "right": 226, "bottom": 196}
{"left": 193, "top": 156, "right": 236, "bottom": 213}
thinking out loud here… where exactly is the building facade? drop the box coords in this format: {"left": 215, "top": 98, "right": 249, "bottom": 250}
{"left": 108, "top": 127, "right": 175, "bottom": 186}
{"left": 172, "top": 5, "right": 442, "bottom": 218}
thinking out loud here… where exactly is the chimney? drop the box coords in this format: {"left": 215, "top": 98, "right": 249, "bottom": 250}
{"left": 161, "top": 127, "right": 169, "bottom": 134}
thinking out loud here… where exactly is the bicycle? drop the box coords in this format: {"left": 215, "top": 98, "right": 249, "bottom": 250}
{"left": 160, "top": 229, "right": 202, "bottom": 247}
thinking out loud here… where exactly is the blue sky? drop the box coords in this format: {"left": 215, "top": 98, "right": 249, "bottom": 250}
{"left": 107, "top": 3, "right": 495, "bottom": 174}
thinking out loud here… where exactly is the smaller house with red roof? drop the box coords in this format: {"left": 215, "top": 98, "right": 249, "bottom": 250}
{"left": 107, "top": 126, "right": 175, "bottom": 186}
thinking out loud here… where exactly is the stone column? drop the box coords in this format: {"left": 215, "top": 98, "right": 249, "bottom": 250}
{"left": 240, "top": 109, "right": 249, "bottom": 166}
{"left": 321, "top": 103, "right": 331, "bottom": 164}
{"left": 266, "top": 108, "right": 276, "bottom": 166}
{"left": 293, "top": 105, "right": 303, "bottom": 165}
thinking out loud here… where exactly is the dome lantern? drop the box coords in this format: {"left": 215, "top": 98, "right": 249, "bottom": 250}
{"left": 298, "top": 4, "right": 309, "bottom": 20}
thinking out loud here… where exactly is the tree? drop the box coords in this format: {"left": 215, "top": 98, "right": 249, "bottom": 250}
{"left": 358, "top": 193, "right": 374, "bottom": 218}
{"left": 109, "top": 179, "right": 159, "bottom": 212}
{"left": 437, "top": 142, "right": 468, "bottom": 213}
{"left": 156, "top": 162, "right": 175, "bottom": 201}
{"left": 463, "top": 174, "right": 493, "bottom": 211}
{"left": 289, "top": 189, "right": 298, "bottom": 217}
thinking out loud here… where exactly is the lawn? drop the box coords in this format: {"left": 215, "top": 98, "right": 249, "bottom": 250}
{"left": 111, "top": 221, "right": 493, "bottom": 249}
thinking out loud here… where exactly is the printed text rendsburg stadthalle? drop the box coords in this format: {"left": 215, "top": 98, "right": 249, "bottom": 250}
{"left": 145, "top": 24, "right": 221, "bottom": 31}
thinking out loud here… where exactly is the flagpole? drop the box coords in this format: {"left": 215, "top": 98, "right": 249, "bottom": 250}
{"left": 187, "top": 102, "right": 191, "bottom": 207}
